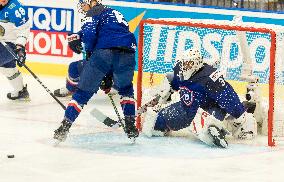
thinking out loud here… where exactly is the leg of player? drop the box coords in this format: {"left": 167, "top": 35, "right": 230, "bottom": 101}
{"left": 143, "top": 101, "right": 196, "bottom": 138}
{"left": 54, "top": 60, "right": 84, "bottom": 97}
{"left": 0, "top": 66, "right": 29, "bottom": 101}
{"left": 192, "top": 109, "right": 229, "bottom": 148}
{"left": 113, "top": 49, "right": 139, "bottom": 140}
{"left": 54, "top": 54, "right": 108, "bottom": 142}
{"left": 142, "top": 107, "right": 167, "bottom": 137}
{"left": 53, "top": 89, "right": 95, "bottom": 142}
{"left": 0, "top": 42, "right": 29, "bottom": 100}
{"left": 143, "top": 103, "right": 230, "bottom": 148}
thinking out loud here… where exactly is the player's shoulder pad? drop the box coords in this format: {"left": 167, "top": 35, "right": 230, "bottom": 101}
{"left": 86, "top": 4, "right": 108, "bottom": 17}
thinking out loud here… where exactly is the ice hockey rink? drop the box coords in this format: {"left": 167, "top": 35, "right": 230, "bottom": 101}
{"left": 1, "top": 74, "right": 284, "bottom": 182}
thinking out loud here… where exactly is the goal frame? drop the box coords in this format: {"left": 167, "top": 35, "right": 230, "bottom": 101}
{"left": 136, "top": 19, "right": 277, "bottom": 147}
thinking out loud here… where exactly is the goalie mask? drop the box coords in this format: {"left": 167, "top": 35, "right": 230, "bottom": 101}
{"left": 178, "top": 49, "right": 203, "bottom": 80}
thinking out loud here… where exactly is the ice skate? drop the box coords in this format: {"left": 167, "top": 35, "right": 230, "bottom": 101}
{"left": 124, "top": 116, "right": 139, "bottom": 141}
{"left": 54, "top": 87, "right": 72, "bottom": 97}
{"left": 7, "top": 84, "right": 30, "bottom": 101}
{"left": 54, "top": 119, "right": 72, "bottom": 142}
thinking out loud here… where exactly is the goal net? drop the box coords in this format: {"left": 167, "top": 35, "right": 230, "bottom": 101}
{"left": 136, "top": 17, "right": 284, "bottom": 147}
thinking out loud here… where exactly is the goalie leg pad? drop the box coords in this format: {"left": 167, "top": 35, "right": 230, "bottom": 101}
{"left": 142, "top": 108, "right": 165, "bottom": 137}
{"left": 191, "top": 108, "right": 229, "bottom": 148}
{"left": 207, "top": 125, "right": 228, "bottom": 148}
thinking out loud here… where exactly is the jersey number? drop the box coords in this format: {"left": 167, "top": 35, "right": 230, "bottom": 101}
{"left": 113, "top": 10, "right": 128, "bottom": 27}
{"left": 15, "top": 7, "right": 25, "bottom": 18}
{"left": 218, "top": 77, "right": 225, "bottom": 87}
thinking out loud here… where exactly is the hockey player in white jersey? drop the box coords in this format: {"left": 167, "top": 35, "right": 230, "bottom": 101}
{"left": 142, "top": 48, "right": 257, "bottom": 148}
{"left": 0, "top": 0, "right": 30, "bottom": 100}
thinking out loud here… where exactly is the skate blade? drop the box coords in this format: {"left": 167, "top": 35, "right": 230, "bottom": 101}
{"left": 129, "top": 137, "right": 136, "bottom": 144}
{"left": 52, "top": 139, "right": 62, "bottom": 147}
{"left": 12, "top": 97, "right": 31, "bottom": 102}
{"left": 22, "top": 97, "right": 31, "bottom": 102}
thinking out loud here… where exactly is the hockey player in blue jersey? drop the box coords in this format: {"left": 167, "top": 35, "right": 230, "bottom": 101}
{"left": 54, "top": 0, "right": 139, "bottom": 142}
{"left": 142, "top": 49, "right": 257, "bottom": 148}
{"left": 0, "top": 0, "right": 30, "bottom": 100}
{"left": 53, "top": 22, "right": 116, "bottom": 97}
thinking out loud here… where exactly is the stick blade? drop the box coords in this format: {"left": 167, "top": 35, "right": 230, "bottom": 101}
{"left": 90, "top": 108, "right": 120, "bottom": 128}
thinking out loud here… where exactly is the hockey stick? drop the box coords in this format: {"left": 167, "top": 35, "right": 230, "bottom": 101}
{"left": 107, "top": 93, "right": 136, "bottom": 143}
{"left": 1, "top": 42, "right": 67, "bottom": 110}
{"left": 107, "top": 93, "right": 125, "bottom": 129}
{"left": 90, "top": 94, "right": 161, "bottom": 128}
{"left": 90, "top": 107, "right": 120, "bottom": 128}
{"left": 22, "top": 63, "right": 67, "bottom": 110}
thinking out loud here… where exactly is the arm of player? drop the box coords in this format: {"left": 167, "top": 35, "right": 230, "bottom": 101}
{"left": 81, "top": 16, "right": 99, "bottom": 52}
{"left": 156, "top": 73, "right": 175, "bottom": 104}
{"left": 206, "top": 71, "right": 245, "bottom": 119}
{"left": 10, "top": 3, "right": 30, "bottom": 67}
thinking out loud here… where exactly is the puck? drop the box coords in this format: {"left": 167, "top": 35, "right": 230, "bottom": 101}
{"left": 7, "top": 155, "right": 15, "bottom": 158}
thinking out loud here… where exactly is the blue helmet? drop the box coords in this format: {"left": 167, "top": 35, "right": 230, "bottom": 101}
{"left": 77, "top": 0, "right": 102, "bottom": 15}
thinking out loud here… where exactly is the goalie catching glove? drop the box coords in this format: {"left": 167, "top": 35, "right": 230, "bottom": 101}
{"left": 150, "top": 74, "right": 174, "bottom": 105}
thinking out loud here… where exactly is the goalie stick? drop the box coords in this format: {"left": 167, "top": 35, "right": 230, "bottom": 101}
{"left": 90, "top": 94, "right": 161, "bottom": 128}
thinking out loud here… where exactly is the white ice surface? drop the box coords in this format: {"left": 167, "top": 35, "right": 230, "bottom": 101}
{"left": 0, "top": 74, "right": 284, "bottom": 182}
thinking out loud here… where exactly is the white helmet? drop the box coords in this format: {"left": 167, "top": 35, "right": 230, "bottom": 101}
{"left": 178, "top": 49, "right": 203, "bottom": 80}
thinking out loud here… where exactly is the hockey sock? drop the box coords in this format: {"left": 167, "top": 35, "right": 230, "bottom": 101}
{"left": 0, "top": 67, "right": 24, "bottom": 93}
{"left": 66, "top": 75, "right": 79, "bottom": 92}
{"left": 65, "top": 89, "right": 93, "bottom": 122}
{"left": 120, "top": 96, "right": 136, "bottom": 117}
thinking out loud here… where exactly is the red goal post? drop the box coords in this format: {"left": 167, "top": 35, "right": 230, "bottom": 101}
{"left": 136, "top": 18, "right": 281, "bottom": 147}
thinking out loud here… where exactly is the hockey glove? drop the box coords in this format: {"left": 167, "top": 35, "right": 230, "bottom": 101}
{"left": 100, "top": 73, "right": 113, "bottom": 94}
{"left": 15, "top": 44, "right": 26, "bottom": 67}
{"left": 157, "top": 76, "right": 173, "bottom": 104}
{"left": 67, "top": 33, "right": 83, "bottom": 54}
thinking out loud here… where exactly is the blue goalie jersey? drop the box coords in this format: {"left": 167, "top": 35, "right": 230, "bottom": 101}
{"left": 171, "top": 63, "right": 245, "bottom": 121}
